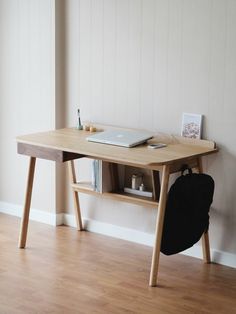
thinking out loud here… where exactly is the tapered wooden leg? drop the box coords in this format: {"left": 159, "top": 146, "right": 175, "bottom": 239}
{"left": 149, "top": 165, "right": 170, "bottom": 287}
{"left": 18, "top": 157, "right": 36, "bottom": 248}
{"left": 197, "top": 157, "right": 211, "bottom": 263}
{"left": 202, "top": 231, "right": 211, "bottom": 263}
{"left": 68, "top": 160, "right": 83, "bottom": 230}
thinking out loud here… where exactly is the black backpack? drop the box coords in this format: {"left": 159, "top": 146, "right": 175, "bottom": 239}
{"left": 161, "top": 167, "right": 214, "bottom": 255}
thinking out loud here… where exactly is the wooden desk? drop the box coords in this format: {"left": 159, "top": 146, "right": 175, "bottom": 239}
{"left": 17, "top": 126, "right": 218, "bottom": 286}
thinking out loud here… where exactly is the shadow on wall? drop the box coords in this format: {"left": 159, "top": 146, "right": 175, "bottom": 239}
{"left": 207, "top": 148, "right": 236, "bottom": 255}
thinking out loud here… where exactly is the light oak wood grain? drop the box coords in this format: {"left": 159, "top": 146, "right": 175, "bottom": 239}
{"left": 71, "top": 182, "right": 158, "bottom": 208}
{"left": 68, "top": 160, "right": 83, "bottom": 230}
{"left": 16, "top": 127, "right": 217, "bottom": 170}
{"left": 16, "top": 125, "right": 218, "bottom": 286}
{"left": 198, "top": 157, "right": 211, "bottom": 263}
{"left": 18, "top": 157, "right": 36, "bottom": 248}
{"left": 1, "top": 213, "right": 235, "bottom": 314}
{"left": 149, "top": 165, "right": 170, "bottom": 286}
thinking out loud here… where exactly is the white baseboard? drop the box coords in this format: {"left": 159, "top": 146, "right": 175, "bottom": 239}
{"left": 63, "top": 213, "right": 155, "bottom": 246}
{"left": 63, "top": 213, "right": 236, "bottom": 269}
{"left": 0, "top": 201, "right": 59, "bottom": 226}
{"left": 0, "top": 202, "right": 235, "bottom": 269}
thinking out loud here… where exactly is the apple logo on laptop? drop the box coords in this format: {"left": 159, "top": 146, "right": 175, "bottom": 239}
{"left": 117, "top": 134, "right": 124, "bottom": 138}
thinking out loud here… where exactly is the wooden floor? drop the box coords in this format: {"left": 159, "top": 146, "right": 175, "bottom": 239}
{"left": 0, "top": 213, "right": 236, "bottom": 314}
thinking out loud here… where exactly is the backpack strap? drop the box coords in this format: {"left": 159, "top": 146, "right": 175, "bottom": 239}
{"left": 181, "top": 164, "right": 192, "bottom": 175}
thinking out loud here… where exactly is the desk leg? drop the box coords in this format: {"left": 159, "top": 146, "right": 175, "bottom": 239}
{"left": 202, "top": 231, "right": 211, "bottom": 263}
{"left": 197, "top": 157, "right": 211, "bottom": 263}
{"left": 68, "top": 160, "right": 83, "bottom": 230}
{"left": 149, "top": 165, "right": 170, "bottom": 287}
{"left": 18, "top": 157, "right": 36, "bottom": 248}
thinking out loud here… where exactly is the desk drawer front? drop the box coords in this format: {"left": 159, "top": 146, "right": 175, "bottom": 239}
{"left": 17, "top": 143, "right": 84, "bottom": 162}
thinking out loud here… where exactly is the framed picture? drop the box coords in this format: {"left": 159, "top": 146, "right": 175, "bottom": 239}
{"left": 181, "top": 113, "right": 202, "bottom": 139}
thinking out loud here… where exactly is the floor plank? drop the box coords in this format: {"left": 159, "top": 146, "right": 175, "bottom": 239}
{"left": 0, "top": 213, "right": 235, "bottom": 314}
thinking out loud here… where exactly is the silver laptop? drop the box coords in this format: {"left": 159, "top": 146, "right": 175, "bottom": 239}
{"left": 86, "top": 130, "right": 153, "bottom": 148}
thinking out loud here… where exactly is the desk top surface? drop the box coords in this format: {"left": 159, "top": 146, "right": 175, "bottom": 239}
{"left": 17, "top": 127, "right": 217, "bottom": 169}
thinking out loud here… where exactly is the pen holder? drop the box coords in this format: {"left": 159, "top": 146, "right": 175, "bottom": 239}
{"left": 77, "top": 108, "right": 83, "bottom": 130}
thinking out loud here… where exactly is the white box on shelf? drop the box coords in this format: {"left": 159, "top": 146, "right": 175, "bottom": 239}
{"left": 124, "top": 187, "right": 153, "bottom": 198}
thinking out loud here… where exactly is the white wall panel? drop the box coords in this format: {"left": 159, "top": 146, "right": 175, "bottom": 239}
{"left": 139, "top": 0, "right": 155, "bottom": 130}
{"left": 103, "top": 0, "right": 116, "bottom": 122}
{"left": 1, "top": 0, "right": 235, "bottom": 256}
{"left": 207, "top": 0, "right": 226, "bottom": 141}
{"left": 79, "top": 0, "right": 92, "bottom": 122}
{"left": 90, "top": 0, "right": 104, "bottom": 123}
{"left": 114, "top": 0, "right": 129, "bottom": 126}
{"left": 61, "top": 0, "right": 236, "bottom": 255}
{"left": 0, "top": 0, "right": 55, "bottom": 212}
{"left": 126, "top": 0, "right": 142, "bottom": 128}
{"left": 153, "top": 0, "right": 169, "bottom": 132}
{"left": 181, "top": 0, "right": 211, "bottom": 115}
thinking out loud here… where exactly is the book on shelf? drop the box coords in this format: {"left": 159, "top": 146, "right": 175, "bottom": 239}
{"left": 92, "top": 160, "right": 114, "bottom": 193}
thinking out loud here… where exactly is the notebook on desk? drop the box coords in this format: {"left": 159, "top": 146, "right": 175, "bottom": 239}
{"left": 86, "top": 130, "right": 153, "bottom": 148}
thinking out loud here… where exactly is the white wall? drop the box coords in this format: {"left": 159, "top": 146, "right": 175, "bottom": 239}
{"left": 0, "top": 0, "right": 235, "bottom": 260}
{"left": 63, "top": 0, "right": 236, "bottom": 256}
{"left": 0, "top": 0, "right": 56, "bottom": 213}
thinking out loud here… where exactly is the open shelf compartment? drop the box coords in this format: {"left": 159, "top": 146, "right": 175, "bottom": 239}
{"left": 71, "top": 181, "right": 158, "bottom": 208}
